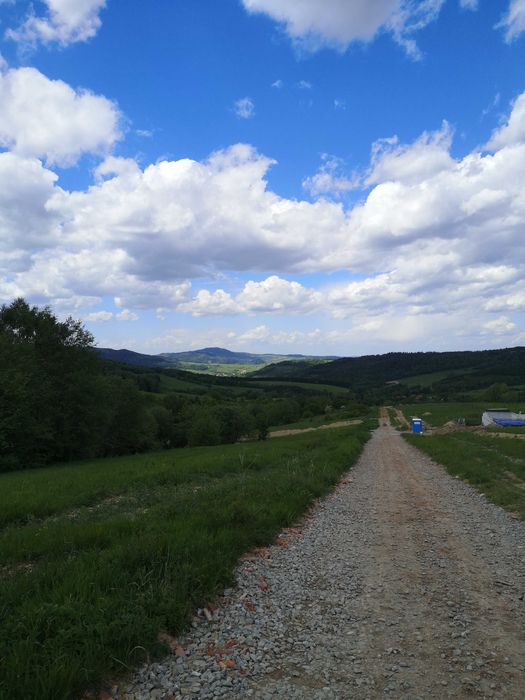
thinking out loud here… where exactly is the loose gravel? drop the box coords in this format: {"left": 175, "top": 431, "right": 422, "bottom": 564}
{"left": 118, "top": 421, "right": 525, "bottom": 700}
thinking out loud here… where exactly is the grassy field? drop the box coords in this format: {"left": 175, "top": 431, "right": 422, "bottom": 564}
{"left": 178, "top": 362, "right": 267, "bottom": 376}
{"left": 269, "top": 408, "right": 370, "bottom": 432}
{"left": 0, "top": 423, "right": 372, "bottom": 700}
{"left": 249, "top": 380, "right": 349, "bottom": 394}
{"left": 405, "top": 431, "right": 525, "bottom": 519}
{"left": 400, "top": 402, "right": 524, "bottom": 427}
{"left": 486, "top": 425, "right": 525, "bottom": 435}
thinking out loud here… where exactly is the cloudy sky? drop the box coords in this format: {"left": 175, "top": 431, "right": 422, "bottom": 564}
{"left": 1, "top": 0, "right": 525, "bottom": 355}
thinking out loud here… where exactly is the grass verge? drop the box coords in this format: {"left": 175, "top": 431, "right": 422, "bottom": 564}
{"left": 0, "top": 422, "right": 372, "bottom": 700}
{"left": 400, "top": 401, "right": 523, "bottom": 427}
{"left": 405, "top": 431, "right": 525, "bottom": 519}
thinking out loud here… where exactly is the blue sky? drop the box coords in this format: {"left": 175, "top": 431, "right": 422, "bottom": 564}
{"left": 1, "top": 0, "right": 525, "bottom": 355}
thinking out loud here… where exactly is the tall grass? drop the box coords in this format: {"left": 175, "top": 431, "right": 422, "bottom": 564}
{"left": 0, "top": 423, "right": 372, "bottom": 700}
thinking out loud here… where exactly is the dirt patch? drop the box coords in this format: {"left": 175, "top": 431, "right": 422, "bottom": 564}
{"left": 269, "top": 419, "right": 363, "bottom": 438}
{"left": 476, "top": 430, "right": 525, "bottom": 441}
{"left": 504, "top": 471, "right": 525, "bottom": 491}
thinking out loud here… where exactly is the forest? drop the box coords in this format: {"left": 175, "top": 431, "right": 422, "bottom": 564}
{"left": 0, "top": 299, "right": 359, "bottom": 472}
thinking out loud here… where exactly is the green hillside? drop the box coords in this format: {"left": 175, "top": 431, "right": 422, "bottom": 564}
{"left": 98, "top": 346, "right": 336, "bottom": 376}
{"left": 252, "top": 347, "right": 525, "bottom": 401}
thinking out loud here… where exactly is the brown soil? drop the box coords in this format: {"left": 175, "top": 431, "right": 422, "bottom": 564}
{"left": 269, "top": 419, "right": 363, "bottom": 438}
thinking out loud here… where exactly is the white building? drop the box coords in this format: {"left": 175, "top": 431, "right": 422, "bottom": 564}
{"left": 481, "top": 408, "right": 525, "bottom": 427}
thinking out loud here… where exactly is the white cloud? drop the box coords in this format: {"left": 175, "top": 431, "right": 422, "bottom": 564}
{"left": 0, "top": 67, "right": 121, "bottom": 166}
{"left": 3, "top": 88, "right": 525, "bottom": 351}
{"left": 482, "top": 315, "right": 516, "bottom": 334}
{"left": 237, "top": 276, "right": 320, "bottom": 313}
{"left": 7, "top": 0, "right": 107, "bottom": 47}
{"left": 237, "top": 325, "right": 271, "bottom": 343}
{"left": 234, "top": 97, "right": 255, "bottom": 119}
{"left": 271, "top": 79, "right": 284, "bottom": 88}
{"left": 303, "top": 154, "right": 359, "bottom": 197}
{"left": 116, "top": 308, "right": 139, "bottom": 321}
{"left": 297, "top": 80, "right": 312, "bottom": 89}
{"left": 178, "top": 289, "right": 239, "bottom": 316}
{"left": 497, "top": 0, "right": 525, "bottom": 42}
{"left": 85, "top": 310, "right": 113, "bottom": 322}
{"left": 0, "top": 152, "right": 61, "bottom": 261}
{"left": 367, "top": 121, "right": 454, "bottom": 185}
{"left": 485, "top": 286, "right": 525, "bottom": 312}
{"left": 241, "top": 0, "right": 446, "bottom": 56}
{"left": 178, "top": 276, "right": 320, "bottom": 316}
{"left": 459, "top": 0, "right": 478, "bottom": 9}
{"left": 486, "top": 92, "right": 525, "bottom": 150}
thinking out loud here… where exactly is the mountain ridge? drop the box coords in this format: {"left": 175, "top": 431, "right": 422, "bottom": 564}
{"left": 97, "top": 346, "right": 338, "bottom": 370}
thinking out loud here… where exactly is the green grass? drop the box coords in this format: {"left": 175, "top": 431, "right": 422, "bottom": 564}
{"left": 400, "top": 402, "right": 523, "bottom": 427}
{"left": 0, "top": 423, "right": 372, "bottom": 700}
{"left": 485, "top": 425, "right": 525, "bottom": 435}
{"left": 405, "top": 431, "right": 525, "bottom": 519}
{"left": 249, "top": 380, "right": 349, "bottom": 394}
{"left": 269, "top": 410, "right": 359, "bottom": 432}
{"left": 179, "top": 362, "right": 267, "bottom": 376}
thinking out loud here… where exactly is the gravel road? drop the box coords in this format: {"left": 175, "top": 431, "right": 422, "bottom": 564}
{"left": 120, "top": 417, "right": 525, "bottom": 700}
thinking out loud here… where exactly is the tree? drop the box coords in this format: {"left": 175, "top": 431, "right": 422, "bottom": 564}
{"left": 187, "top": 409, "right": 221, "bottom": 447}
{"left": 0, "top": 299, "right": 106, "bottom": 469}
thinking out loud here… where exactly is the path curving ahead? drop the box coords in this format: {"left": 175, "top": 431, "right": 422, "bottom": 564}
{"left": 122, "top": 419, "right": 525, "bottom": 699}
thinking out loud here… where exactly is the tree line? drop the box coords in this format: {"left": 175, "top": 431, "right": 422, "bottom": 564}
{"left": 0, "top": 299, "right": 359, "bottom": 472}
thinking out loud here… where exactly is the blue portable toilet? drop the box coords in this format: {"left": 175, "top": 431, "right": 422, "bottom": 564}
{"left": 412, "top": 417, "right": 423, "bottom": 434}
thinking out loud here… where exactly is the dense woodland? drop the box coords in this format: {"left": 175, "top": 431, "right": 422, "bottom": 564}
{"left": 254, "top": 347, "right": 525, "bottom": 403}
{"left": 0, "top": 299, "right": 359, "bottom": 472}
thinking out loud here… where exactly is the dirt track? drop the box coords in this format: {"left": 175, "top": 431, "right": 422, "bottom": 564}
{"left": 123, "top": 411, "right": 525, "bottom": 699}
{"left": 269, "top": 419, "right": 363, "bottom": 438}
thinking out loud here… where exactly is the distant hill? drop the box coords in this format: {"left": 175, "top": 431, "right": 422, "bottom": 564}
{"left": 252, "top": 347, "right": 525, "bottom": 392}
{"left": 160, "top": 346, "right": 337, "bottom": 365}
{"left": 97, "top": 346, "right": 337, "bottom": 374}
{"left": 97, "top": 348, "right": 172, "bottom": 368}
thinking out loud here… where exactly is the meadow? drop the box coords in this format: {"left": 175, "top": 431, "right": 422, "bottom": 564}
{"left": 0, "top": 422, "right": 372, "bottom": 700}
{"left": 405, "top": 430, "right": 525, "bottom": 519}
{"left": 400, "top": 401, "right": 523, "bottom": 427}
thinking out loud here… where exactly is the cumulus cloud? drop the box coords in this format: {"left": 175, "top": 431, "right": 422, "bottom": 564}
{"left": 0, "top": 152, "right": 61, "bottom": 260}
{"left": 237, "top": 325, "right": 271, "bottom": 343}
{"left": 84, "top": 310, "right": 112, "bottom": 322}
{"left": 497, "top": 0, "right": 525, "bottom": 42}
{"left": 303, "top": 154, "right": 360, "bottom": 198}
{"left": 234, "top": 97, "right": 255, "bottom": 119}
{"left": 237, "top": 276, "right": 320, "bottom": 313}
{"left": 0, "top": 67, "right": 121, "bottom": 166}
{"left": 178, "top": 289, "right": 239, "bottom": 316}
{"left": 7, "top": 0, "right": 107, "bottom": 47}
{"left": 3, "top": 87, "right": 525, "bottom": 349}
{"left": 482, "top": 316, "right": 516, "bottom": 334}
{"left": 241, "top": 0, "right": 448, "bottom": 56}
{"left": 178, "top": 276, "right": 321, "bottom": 316}
{"left": 486, "top": 92, "right": 525, "bottom": 150}
{"left": 366, "top": 121, "right": 454, "bottom": 185}
{"left": 116, "top": 308, "right": 139, "bottom": 321}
